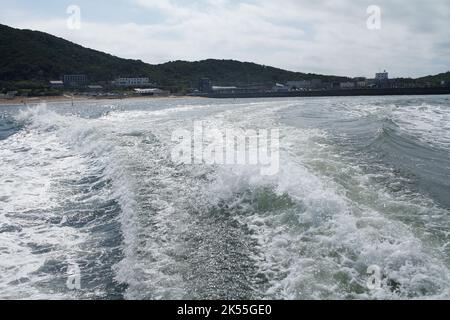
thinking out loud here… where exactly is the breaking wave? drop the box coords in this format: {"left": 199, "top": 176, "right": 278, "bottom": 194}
{"left": 0, "top": 96, "right": 449, "bottom": 299}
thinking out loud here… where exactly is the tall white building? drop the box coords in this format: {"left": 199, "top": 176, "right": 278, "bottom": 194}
{"left": 375, "top": 71, "right": 389, "bottom": 81}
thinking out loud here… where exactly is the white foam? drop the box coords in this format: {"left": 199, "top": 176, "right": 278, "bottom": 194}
{"left": 3, "top": 99, "right": 449, "bottom": 300}
{"left": 0, "top": 105, "right": 91, "bottom": 299}
{"left": 199, "top": 100, "right": 450, "bottom": 299}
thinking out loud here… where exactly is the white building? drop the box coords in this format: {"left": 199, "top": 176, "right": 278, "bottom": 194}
{"left": 212, "top": 86, "right": 238, "bottom": 91}
{"left": 375, "top": 71, "right": 389, "bottom": 81}
{"left": 49, "top": 80, "right": 64, "bottom": 88}
{"left": 287, "top": 80, "right": 311, "bottom": 90}
{"left": 356, "top": 81, "right": 367, "bottom": 88}
{"left": 340, "top": 82, "right": 356, "bottom": 89}
{"left": 134, "top": 88, "right": 169, "bottom": 96}
{"left": 114, "top": 77, "right": 150, "bottom": 87}
{"left": 272, "top": 83, "right": 290, "bottom": 92}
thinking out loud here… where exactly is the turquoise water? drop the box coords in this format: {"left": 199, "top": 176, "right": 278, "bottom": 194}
{"left": 0, "top": 95, "right": 449, "bottom": 299}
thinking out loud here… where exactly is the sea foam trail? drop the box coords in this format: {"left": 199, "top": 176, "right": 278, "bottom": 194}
{"left": 1, "top": 98, "right": 449, "bottom": 300}
{"left": 0, "top": 105, "right": 90, "bottom": 298}
{"left": 1, "top": 104, "right": 128, "bottom": 299}
{"left": 200, "top": 100, "right": 450, "bottom": 299}
{"left": 6, "top": 103, "right": 236, "bottom": 299}
{"left": 102, "top": 103, "right": 266, "bottom": 299}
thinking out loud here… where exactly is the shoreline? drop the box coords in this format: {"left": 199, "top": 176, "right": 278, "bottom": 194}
{"left": 206, "top": 87, "right": 450, "bottom": 99}
{"left": 0, "top": 94, "right": 201, "bottom": 106}
{"left": 2, "top": 88, "right": 450, "bottom": 106}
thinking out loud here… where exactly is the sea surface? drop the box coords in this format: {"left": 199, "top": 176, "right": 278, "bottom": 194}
{"left": 0, "top": 95, "right": 449, "bottom": 300}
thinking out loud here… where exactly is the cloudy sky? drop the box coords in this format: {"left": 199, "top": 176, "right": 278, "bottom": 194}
{"left": 1, "top": 0, "right": 449, "bottom": 78}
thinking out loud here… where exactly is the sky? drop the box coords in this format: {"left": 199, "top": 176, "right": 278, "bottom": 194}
{"left": 1, "top": 0, "right": 449, "bottom": 78}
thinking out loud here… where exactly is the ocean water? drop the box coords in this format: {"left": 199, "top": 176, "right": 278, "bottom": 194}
{"left": 0, "top": 95, "right": 449, "bottom": 300}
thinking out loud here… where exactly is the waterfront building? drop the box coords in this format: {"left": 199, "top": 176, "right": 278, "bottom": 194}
{"left": 113, "top": 77, "right": 150, "bottom": 87}
{"left": 287, "top": 79, "right": 323, "bottom": 90}
{"left": 340, "top": 82, "right": 356, "bottom": 89}
{"left": 0, "top": 91, "right": 18, "bottom": 99}
{"left": 287, "top": 80, "right": 311, "bottom": 90}
{"left": 272, "top": 83, "right": 290, "bottom": 92}
{"left": 49, "top": 80, "right": 64, "bottom": 88}
{"left": 375, "top": 71, "right": 389, "bottom": 81}
{"left": 199, "top": 78, "right": 212, "bottom": 92}
{"left": 356, "top": 80, "right": 367, "bottom": 88}
{"left": 353, "top": 77, "right": 367, "bottom": 88}
{"left": 212, "top": 86, "right": 238, "bottom": 92}
{"left": 310, "top": 79, "right": 323, "bottom": 89}
{"left": 63, "top": 74, "right": 88, "bottom": 86}
{"left": 134, "top": 88, "right": 169, "bottom": 96}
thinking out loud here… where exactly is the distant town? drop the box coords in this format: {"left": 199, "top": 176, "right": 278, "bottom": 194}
{"left": 196, "top": 70, "right": 450, "bottom": 97}
{"left": 2, "top": 70, "right": 450, "bottom": 102}
{"left": 2, "top": 23, "right": 450, "bottom": 102}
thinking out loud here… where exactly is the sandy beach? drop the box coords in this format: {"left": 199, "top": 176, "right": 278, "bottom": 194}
{"left": 0, "top": 94, "right": 199, "bottom": 106}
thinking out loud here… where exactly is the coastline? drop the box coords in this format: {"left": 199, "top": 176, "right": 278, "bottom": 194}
{"left": 206, "top": 87, "right": 450, "bottom": 99}
{"left": 3, "top": 88, "right": 450, "bottom": 106}
{"left": 0, "top": 94, "right": 200, "bottom": 106}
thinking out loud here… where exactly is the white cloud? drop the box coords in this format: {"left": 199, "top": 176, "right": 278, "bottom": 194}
{"left": 2, "top": 0, "right": 449, "bottom": 77}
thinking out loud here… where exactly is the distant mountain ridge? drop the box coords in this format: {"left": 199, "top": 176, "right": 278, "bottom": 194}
{"left": 0, "top": 24, "right": 153, "bottom": 83}
{"left": 0, "top": 23, "right": 448, "bottom": 90}
{"left": 418, "top": 71, "right": 450, "bottom": 85}
{"left": 0, "top": 23, "right": 347, "bottom": 89}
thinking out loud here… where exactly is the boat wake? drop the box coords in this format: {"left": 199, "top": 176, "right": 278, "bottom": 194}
{"left": 0, "top": 96, "right": 449, "bottom": 299}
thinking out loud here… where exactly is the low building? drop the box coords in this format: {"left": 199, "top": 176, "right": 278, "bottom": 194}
{"left": 322, "top": 82, "right": 334, "bottom": 90}
{"left": 353, "top": 77, "right": 367, "bottom": 88}
{"left": 63, "top": 75, "right": 88, "bottom": 87}
{"left": 272, "top": 83, "right": 290, "bottom": 92}
{"left": 134, "top": 88, "right": 169, "bottom": 96}
{"left": 330, "top": 82, "right": 341, "bottom": 89}
{"left": 287, "top": 80, "right": 311, "bottom": 90}
{"left": 286, "top": 79, "right": 323, "bottom": 90}
{"left": 340, "top": 82, "right": 356, "bottom": 89}
{"left": 356, "top": 81, "right": 367, "bottom": 88}
{"left": 310, "top": 79, "right": 323, "bottom": 89}
{"left": 0, "top": 91, "right": 18, "bottom": 99}
{"left": 114, "top": 77, "right": 150, "bottom": 87}
{"left": 212, "top": 86, "right": 238, "bottom": 91}
{"left": 49, "top": 80, "right": 64, "bottom": 88}
{"left": 208, "top": 85, "right": 268, "bottom": 95}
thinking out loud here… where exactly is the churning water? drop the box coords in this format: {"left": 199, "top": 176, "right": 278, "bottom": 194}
{"left": 0, "top": 95, "right": 449, "bottom": 299}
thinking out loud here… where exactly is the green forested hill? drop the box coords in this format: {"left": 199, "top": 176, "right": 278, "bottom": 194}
{"left": 0, "top": 24, "right": 152, "bottom": 83}
{"left": 3, "top": 23, "right": 446, "bottom": 91}
{"left": 148, "top": 59, "right": 348, "bottom": 87}
{"left": 0, "top": 24, "right": 347, "bottom": 89}
{"left": 417, "top": 71, "right": 450, "bottom": 85}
